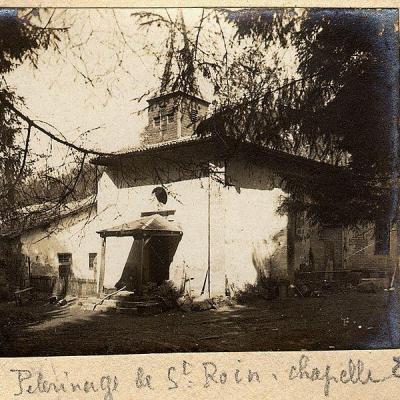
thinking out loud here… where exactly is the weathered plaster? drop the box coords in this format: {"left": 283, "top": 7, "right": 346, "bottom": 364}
{"left": 19, "top": 208, "right": 100, "bottom": 280}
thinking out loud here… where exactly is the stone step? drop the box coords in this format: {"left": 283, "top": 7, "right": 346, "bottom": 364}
{"left": 100, "top": 299, "right": 140, "bottom": 308}
{"left": 111, "top": 294, "right": 138, "bottom": 302}
{"left": 103, "top": 287, "right": 118, "bottom": 295}
{"left": 86, "top": 295, "right": 139, "bottom": 304}
{"left": 116, "top": 307, "right": 138, "bottom": 315}
{"left": 81, "top": 299, "right": 162, "bottom": 311}
{"left": 136, "top": 302, "right": 163, "bottom": 315}
{"left": 83, "top": 297, "right": 101, "bottom": 304}
{"left": 82, "top": 304, "right": 116, "bottom": 313}
{"left": 116, "top": 302, "right": 163, "bottom": 316}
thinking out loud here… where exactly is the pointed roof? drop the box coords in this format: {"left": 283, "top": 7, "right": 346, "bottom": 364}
{"left": 154, "top": 9, "right": 201, "bottom": 99}
{"left": 97, "top": 214, "right": 183, "bottom": 238}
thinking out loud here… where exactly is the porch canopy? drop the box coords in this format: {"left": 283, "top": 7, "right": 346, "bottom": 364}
{"left": 96, "top": 214, "right": 182, "bottom": 294}
{"left": 97, "top": 214, "right": 182, "bottom": 239}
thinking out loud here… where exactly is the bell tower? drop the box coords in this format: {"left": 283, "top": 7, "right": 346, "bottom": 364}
{"left": 140, "top": 10, "right": 209, "bottom": 145}
{"left": 142, "top": 92, "right": 209, "bottom": 145}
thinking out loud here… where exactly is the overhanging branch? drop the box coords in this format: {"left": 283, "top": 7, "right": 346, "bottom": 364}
{"left": 1, "top": 98, "right": 112, "bottom": 157}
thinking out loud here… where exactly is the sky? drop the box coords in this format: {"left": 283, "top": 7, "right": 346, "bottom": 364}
{"left": 6, "top": 8, "right": 220, "bottom": 168}
{"left": 6, "top": 7, "right": 299, "bottom": 173}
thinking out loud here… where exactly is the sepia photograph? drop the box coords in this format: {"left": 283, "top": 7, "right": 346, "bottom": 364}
{"left": 0, "top": 6, "right": 398, "bottom": 357}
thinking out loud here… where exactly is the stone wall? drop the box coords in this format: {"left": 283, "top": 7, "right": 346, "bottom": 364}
{"left": 292, "top": 216, "right": 397, "bottom": 275}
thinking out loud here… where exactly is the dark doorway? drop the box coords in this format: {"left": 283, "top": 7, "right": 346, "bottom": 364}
{"left": 116, "top": 235, "right": 181, "bottom": 292}
{"left": 58, "top": 253, "right": 72, "bottom": 296}
{"left": 143, "top": 236, "right": 180, "bottom": 286}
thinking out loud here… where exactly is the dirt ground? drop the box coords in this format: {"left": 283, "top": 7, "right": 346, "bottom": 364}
{"left": 0, "top": 289, "right": 399, "bottom": 357}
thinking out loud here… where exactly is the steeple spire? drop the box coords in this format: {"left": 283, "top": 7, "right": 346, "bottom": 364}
{"left": 159, "top": 9, "right": 200, "bottom": 97}
{"left": 141, "top": 10, "right": 209, "bottom": 146}
{"left": 160, "top": 13, "right": 177, "bottom": 94}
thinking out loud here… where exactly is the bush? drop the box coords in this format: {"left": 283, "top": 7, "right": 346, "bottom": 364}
{"left": 141, "top": 282, "right": 158, "bottom": 296}
{"left": 233, "top": 279, "right": 279, "bottom": 304}
{"left": 0, "top": 286, "right": 10, "bottom": 301}
{"left": 155, "top": 281, "right": 182, "bottom": 309}
{"left": 141, "top": 281, "right": 182, "bottom": 310}
{"left": 233, "top": 283, "right": 259, "bottom": 304}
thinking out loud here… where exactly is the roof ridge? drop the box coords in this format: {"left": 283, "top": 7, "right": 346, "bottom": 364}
{"left": 111, "top": 134, "right": 212, "bottom": 156}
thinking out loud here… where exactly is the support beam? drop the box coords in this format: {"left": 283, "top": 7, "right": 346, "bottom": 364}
{"left": 207, "top": 169, "right": 211, "bottom": 298}
{"left": 287, "top": 211, "right": 296, "bottom": 283}
{"left": 137, "top": 238, "right": 144, "bottom": 295}
{"left": 97, "top": 236, "right": 107, "bottom": 294}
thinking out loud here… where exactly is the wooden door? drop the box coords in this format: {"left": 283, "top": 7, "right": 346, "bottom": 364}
{"left": 58, "top": 253, "right": 72, "bottom": 296}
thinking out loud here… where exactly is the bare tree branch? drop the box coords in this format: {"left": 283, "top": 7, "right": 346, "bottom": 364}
{"left": 1, "top": 98, "right": 112, "bottom": 157}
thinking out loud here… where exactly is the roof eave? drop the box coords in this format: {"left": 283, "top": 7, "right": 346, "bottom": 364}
{"left": 90, "top": 135, "right": 216, "bottom": 166}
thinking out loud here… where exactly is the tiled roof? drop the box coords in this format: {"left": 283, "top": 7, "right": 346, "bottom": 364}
{"left": 91, "top": 135, "right": 213, "bottom": 164}
{"left": 147, "top": 90, "right": 210, "bottom": 105}
{"left": 116, "top": 134, "right": 208, "bottom": 154}
{"left": 91, "top": 133, "right": 340, "bottom": 174}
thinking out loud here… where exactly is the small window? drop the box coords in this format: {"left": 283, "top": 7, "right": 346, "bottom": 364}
{"left": 58, "top": 253, "right": 72, "bottom": 265}
{"left": 152, "top": 187, "right": 168, "bottom": 204}
{"left": 160, "top": 114, "right": 167, "bottom": 130}
{"left": 58, "top": 253, "right": 72, "bottom": 278}
{"left": 375, "top": 220, "right": 390, "bottom": 255}
{"left": 295, "top": 212, "right": 306, "bottom": 240}
{"left": 154, "top": 116, "right": 160, "bottom": 127}
{"left": 190, "top": 108, "right": 199, "bottom": 123}
{"left": 89, "top": 253, "right": 97, "bottom": 271}
{"left": 167, "top": 112, "right": 174, "bottom": 124}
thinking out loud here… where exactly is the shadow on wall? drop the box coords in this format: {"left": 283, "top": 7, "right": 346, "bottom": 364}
{"left": 1, "top": 234, "right": 67, "bottom": 298}
{"left": 115, "top": 240, "right": 142, "bottom": 290}
{"left": 116, "top": 236, "right": 181, "bottom": 291}
{"left": 251, "top": 229, "right": 287, "bottom": 284}
{"left": 226, "top": 157, "right": 284, "bottom": 192}
{"left": 106, "top": 155, "right": 210, "bottom": 190}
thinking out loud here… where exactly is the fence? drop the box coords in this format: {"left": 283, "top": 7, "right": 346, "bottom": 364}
{"left": 294, "top": 269, "right": 389, "bottom": 289}
{"left": 28, "top": 276, "right": 57, "bottom": 295}
{"left": 67, "top": 278, "right": 97, "bottom": 297}
{"left": 23, "top": 276, "right": 97, "bottom": 297}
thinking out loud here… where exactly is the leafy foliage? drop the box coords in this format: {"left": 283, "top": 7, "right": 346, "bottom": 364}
{"left": 1, "top": 8, "right": 397, "bottom": 229}
{"left": 207, "top": 8, "right": 398, "bottom": 226}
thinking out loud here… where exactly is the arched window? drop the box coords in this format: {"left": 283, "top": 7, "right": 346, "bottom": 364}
{"left": 152, "top": 187, "right": 168, "bottom": 204}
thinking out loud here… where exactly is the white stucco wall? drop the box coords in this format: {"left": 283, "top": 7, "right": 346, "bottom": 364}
{"left": 97, "top": 164, "right": 210, "bottom": 295}
{"left": 20, "top": 207, "right": 101, "bottom": 280}
{"left": 96, "top": 155, "right": 291, "bottom": 296}
{"left": 223, "top": 158, "right": 289, "bottom": 290}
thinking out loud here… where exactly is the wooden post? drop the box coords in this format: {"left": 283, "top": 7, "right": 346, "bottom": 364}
{"left": 97, "top": 236, "right": 107, "bottom": 294}
{"left": 137, "top": 237, "right": 144, "bottom": 295}
{"left": 27, "top": 257, "right": 31, "bottom": 286}
{"left": 207, "top": 167, "right": 211, "bottom": 298}
{"left": 287, "top": 211, "right": 296, "bottom": 283}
